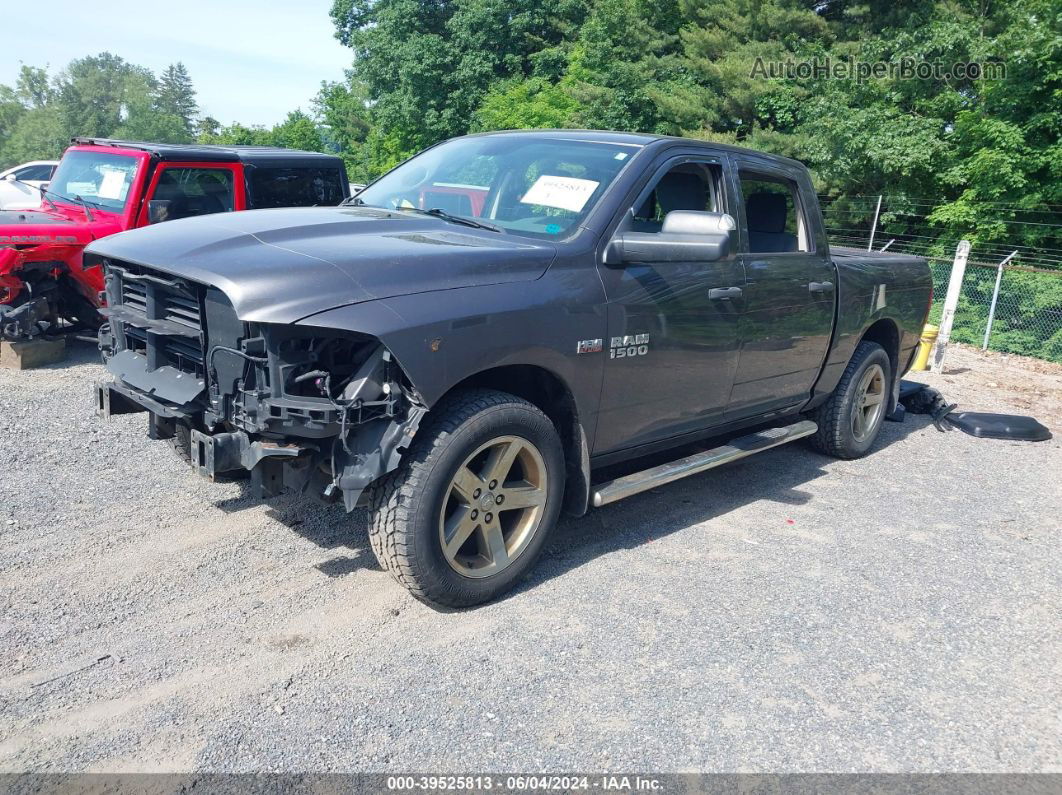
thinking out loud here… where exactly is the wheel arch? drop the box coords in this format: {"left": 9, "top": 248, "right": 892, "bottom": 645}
{"left": 858, "top": 317, "right": 900, "bottom": 379}
{"left": 856, "top": 317, "right": 901, "bottom": 414}
{"left": 435, "top": 364, "right": 592, "bottom": 517}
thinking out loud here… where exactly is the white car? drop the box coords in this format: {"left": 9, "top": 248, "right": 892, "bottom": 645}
{"left": 0, "top": 160, "right": 60, "bottom": 210}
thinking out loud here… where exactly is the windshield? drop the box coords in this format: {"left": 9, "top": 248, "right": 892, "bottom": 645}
{"left": 48, "top": 150, "right": 140, "bottom": 212}
{"left": 355, "top": 136, "right": 641, "bottom": 239}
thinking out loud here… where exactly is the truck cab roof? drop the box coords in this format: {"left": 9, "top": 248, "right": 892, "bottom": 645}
{"left": 68, "top": 137, "right": 344, "bottom": 169}
{"left": 460, "top": 129, "right": 809, "bottom": 171}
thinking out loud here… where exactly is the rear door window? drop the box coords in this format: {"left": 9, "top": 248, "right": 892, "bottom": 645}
{"left": 738, "top": 172, "right": 809, "bottom": 253}
{"left": 248, "top": 167, "right": 346, "bottom": 209}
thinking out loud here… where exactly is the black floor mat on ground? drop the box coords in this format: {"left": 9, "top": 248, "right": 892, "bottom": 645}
{"left": 899, "top": 379, "right": 926, "bottom": 400}
{"left": 899, "top": 380, "right": 1053, "bottom": 441}
{"left": 945, "top": 411, "right": 1053, "bottom": 441}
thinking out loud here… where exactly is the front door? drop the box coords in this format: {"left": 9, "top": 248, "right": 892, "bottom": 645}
{"left": 137, "top": 162, "right": 243, "bottom": 227}
{"left": 725, "top": 162, "right": 835, "bottom": 419}
{"left": 593, "top": 155, "right": 745, "bottom": 455}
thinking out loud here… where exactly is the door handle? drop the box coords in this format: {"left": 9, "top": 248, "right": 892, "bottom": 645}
{"left": 809, "top": 281, "right": 835, "bottom": 294}
{"left": 709, "top": 287, "right": 743, "bottom": 300}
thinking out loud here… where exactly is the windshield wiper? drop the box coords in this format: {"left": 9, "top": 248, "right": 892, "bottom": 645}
{"left": 74, "top": 194, "right": 95, "bottom": 222}
{"left": 40, "top": 187, "right": 97, "bottom": 222}
{"left": 400, "top": 206, "right": 501, "bottom": 233}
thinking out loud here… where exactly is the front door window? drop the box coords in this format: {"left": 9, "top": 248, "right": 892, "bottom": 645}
{"left": 150, "top": 168, "right": 235, "bottom": 222}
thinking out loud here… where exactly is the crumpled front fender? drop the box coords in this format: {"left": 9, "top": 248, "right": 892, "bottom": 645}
{"left": 0, "top": 243, "right": 93, "bottom": 305}
{"left": 0, "top": 248, "right": 21, "bottom": 302}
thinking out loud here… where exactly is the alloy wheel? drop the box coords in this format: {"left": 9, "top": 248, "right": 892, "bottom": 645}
{"left": 438, "top": 435, "right": 549, "bottom": 578}
{"left": 852, "top": 363, "right": 886, "bottom": 442}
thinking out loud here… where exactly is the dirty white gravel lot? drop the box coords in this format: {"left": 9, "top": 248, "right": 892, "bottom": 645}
{"left": 1, "top": 342, "right": 1060, "bottom": 773}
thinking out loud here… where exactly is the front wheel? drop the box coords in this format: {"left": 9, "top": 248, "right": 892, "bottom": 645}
{"left": 172, "top": 420, "right": 194, "bottom": 465}
{"left": 366, "top": 389, "right": 565, "bottom": 607}
{"left": 807, "top": 341, "right": 891, "bottom": 459}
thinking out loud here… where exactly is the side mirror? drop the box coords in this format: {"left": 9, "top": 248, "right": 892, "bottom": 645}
{"left": 3, "top": 174, "right": 15, "bottom": 182}
{"left": 604, "top": 211, "right": 736, "bottom": 265}
{"left": 147, "top": 200, "right": 172, "bottom": 224}
{"left": 661, "top": 210, "right": 737, "bottom": 236}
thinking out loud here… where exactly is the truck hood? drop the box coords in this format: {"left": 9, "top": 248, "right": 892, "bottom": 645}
{"left": 84, "top": 206, "right": 558, "bottom": 323}
{"left": 0, "top": 205, "right": 124, "bottom": 246}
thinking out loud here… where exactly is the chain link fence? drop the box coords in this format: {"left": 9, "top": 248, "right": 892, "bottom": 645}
{"left": 924, "top": 259, "right": 1062, "bottom": 364}
{"left": 821, "top": 194, "right": 1062, "bottom": 365}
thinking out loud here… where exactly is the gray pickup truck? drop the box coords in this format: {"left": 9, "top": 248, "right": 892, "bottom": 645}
{"left": 90, "top": 130, "right": 932, "bottom": 607}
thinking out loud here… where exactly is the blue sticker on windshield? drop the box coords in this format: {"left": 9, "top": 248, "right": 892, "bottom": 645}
{"left": 545, "top": 223, "right": 562, "bottom": 235}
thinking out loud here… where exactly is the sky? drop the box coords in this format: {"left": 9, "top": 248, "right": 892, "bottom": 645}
{"left": 1, "top": 0, "right": 353, "bottom": 127}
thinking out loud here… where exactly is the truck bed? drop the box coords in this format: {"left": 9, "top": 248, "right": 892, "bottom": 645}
{"left": 830, "top": 245, "right": 928, "bottom": 267}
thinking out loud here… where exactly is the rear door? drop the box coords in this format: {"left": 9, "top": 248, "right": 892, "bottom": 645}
{"left": 725, "top": 160, "right": 835, "bottom": 419}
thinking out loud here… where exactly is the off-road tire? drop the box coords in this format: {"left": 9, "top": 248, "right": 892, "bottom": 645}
{"left": 172, "top": 421, "right": 193, "bottom": 465}
{"left": 366, "top": 389, "right": 565, "bottom": 607}
{"left": 807, "top": 341, "right": 892, "bottom": 459}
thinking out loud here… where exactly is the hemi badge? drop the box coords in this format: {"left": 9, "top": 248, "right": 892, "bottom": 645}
{"left": 576, "top": 338, "right": 603, "bottom": 354}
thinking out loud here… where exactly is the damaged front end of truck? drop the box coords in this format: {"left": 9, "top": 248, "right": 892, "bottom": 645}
{"left": 0, "top": 237, "right": 103, "bottom": 342}
{"left": 95, "top": 258, "right": 427, "bottom": 510}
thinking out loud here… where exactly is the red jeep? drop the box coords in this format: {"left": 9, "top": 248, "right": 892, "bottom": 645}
{"left": 0, "top": 137, "right": 349, "bottom": 341}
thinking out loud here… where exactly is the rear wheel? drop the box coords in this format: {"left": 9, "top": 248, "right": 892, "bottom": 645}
{"left": 808, "top": 341, "right": 891, "bottom": 459}
{"left": 366, "top": 389, "right": 564, "bottom": 607}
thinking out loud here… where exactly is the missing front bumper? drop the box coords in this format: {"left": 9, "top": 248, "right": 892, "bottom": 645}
{"left": 188, "top": 428, "right": 308, "bottom": 494}
{"left": 96, "top": 379, "right": 195, "bottom": 420}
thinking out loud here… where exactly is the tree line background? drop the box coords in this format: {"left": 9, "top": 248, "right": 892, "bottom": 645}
{"left": 1, "top": 0, "right": 1060, "bottom": 359}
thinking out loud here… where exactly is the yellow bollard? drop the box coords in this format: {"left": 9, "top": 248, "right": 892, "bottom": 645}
{"left": 911, "top": 323, "right": 939, "bottom": 371}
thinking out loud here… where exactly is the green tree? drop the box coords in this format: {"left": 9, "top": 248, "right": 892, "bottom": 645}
{"left": 114, "top": 70, "right": 190, "bottom": 143}
{"left": 157, "top": 62, "right": 199, "bottom": 136}
{"left": 200, "top": 122, "right": 274, "bottom": 146}
{"left": 54, "top": 53, "right": 140, "bottom": 138}
{"left": 0, "top": 85, "right": 27, "bottom": 158}
{"left": 330, "top": 0, "right": 457, "bottom": 158}
{"left": 196, "top": 115, "right": 221, "bottom": 140}
{"left": 270, "top": 110, "right": 324, "bottom": 151}
{"left": 314, "top": 76, "right": 373, "bottom": 180}
{"left": 315, "top": 76, "right": 371, "bottom": 151}
{"left": 472, "top": 77, "right": 579, "bottom": 131}
{"left": 1, "top": 105, "right": 68, "bottom": 164}
{"left": 15, "top": 65, "right": 54, "bottom": 108}
{"left": 329, "top": 0, "right": 588, "bottom": 161}
{"left": 0, "top": 55, "right": 208, "bottom": 166}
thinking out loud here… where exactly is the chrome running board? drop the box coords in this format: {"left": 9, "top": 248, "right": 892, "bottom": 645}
{"left": 591, "top": 420, "right": 818, "bottom": 508}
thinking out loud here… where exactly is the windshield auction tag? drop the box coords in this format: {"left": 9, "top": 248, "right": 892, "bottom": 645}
{"left": 98, "top": 169, "right": 128, "bottom": 200}
{"left": 520, "top": 176, "right": 600, "bottom": 213}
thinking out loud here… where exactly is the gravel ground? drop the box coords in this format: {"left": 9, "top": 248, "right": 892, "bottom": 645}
{"left": 1, "top": 341, "right": 1060, "bottom": 773}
